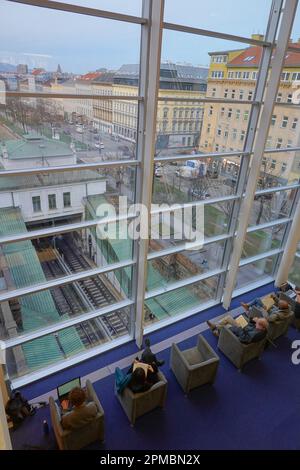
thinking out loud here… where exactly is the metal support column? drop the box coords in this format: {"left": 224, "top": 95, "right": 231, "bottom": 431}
{"left": 223, "top": 0, "right": 298, "bottom": 309}
{"left": 134, "top": 0, "right": 165, "bottom": 347}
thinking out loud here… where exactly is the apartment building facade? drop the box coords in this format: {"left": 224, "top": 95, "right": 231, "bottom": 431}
{"left": 199, "top": 35, "right": 300, "bottom": 185}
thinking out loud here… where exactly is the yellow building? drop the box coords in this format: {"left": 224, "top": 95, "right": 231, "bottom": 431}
{"left": 199, "top": 35, "right": 300, "bottom": 185}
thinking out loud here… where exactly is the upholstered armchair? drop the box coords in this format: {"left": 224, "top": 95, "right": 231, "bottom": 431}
{"left": 49, "top": 379, "right": 105, "bottom": 450}
{"left": 280, "top": 292, "right": 300, "bottom": 331}
{"left": 115, "top": 370, "right": 167, "bottom": 425}
{"left": 217, "top": 325, "right": 266, "bottom": 371}
{"left": 170, "top": 334, "right": 219, "bottom": 394}
{"left": 250, "top": 304, "right": 293, "bottom": 341}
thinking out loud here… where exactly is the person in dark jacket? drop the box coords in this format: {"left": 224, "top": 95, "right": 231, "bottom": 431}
{"left": 141, "top": 338, "right": 165, "bottom": 367}
{"left": 128, "top": 367, "right": 153, "bottom": 394}
{"left": 207, "top": 315, "right": 268, "bottom": 344}
{"left": 61, "top": 387, "right": 97, "bottom": 430}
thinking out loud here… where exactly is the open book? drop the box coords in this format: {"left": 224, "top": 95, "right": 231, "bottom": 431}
{"left": 235, "top": 315, "right": 249, "bottom": 329}
{"left": 261, "top": 295, "right": 275, "bottom": 311}
{"left": 133, "top": 361, "right": 150, "bottom": 377}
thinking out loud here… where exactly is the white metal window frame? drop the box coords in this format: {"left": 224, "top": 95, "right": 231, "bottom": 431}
{"left": 1, "top": 0, "right": 299, "bottom": 385}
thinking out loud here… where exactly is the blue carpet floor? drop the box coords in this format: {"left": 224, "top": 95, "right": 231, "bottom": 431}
{"left": 10, "top": 283, "right": 300, "bottom": 450}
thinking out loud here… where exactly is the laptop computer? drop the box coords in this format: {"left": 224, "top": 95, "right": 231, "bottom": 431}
{"left": 57, "top": 377, "right": 81, "bottom": 411}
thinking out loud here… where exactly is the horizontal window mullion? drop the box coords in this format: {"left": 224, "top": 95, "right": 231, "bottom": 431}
{"left": 6, "top": 91, "right": 143, "bottom": 100}
{"left": 145, "top": 268, "right": 225, "bottom": 300}
{"left": 3, "top": 298, "right": 134, "bottom": 349}
{"left": 0, "top": 213, "right": 137, "bottom": 245}
{"left": 155, "top": 150, "right": 249, "bottom": 163}
{"left": 255, "top": 184, "right": 300, "bottom": 195}
{"left": 163, "top": 22, "right": 271, "bottom": 47}
{"left": 150, "top": 194, "right": 239, "bottom": 215}
{"left": 0, "top": 159, "right": 139, "bottom": 178}
{"left": 246, "top": 217, "right": 291, "bottom": 233}
{"left": 264, "top": 146, "right": 300, "bottom": 154}
{"left": 147, "top": 234, "right": 231, "bottom": 261}
{"left": 158, "top": 96, "right": 258, "bottom": 105}
{"left": 238, "top": 248, "right": 282, "bottom": 267}
{"left": 7, "top": 0, "right": 147, "bottom": 25}
{"left": 0, "top": 259, "right": 135, "bottom": 303}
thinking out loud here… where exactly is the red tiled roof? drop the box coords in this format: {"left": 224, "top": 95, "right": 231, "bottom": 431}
{"left": 80, "top": 72, "right": 103, "bottom": 81}
{"left": 31, "top": 68, "right": 45, "bottom": 76}
{"left": 227, "top": 43, "right": 300, "bottom": 68}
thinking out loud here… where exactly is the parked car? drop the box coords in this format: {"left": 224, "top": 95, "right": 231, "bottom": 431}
{"left": 63, "top": 129, "right": 71, "bottom": 135}
{"left": 95, "top": 142, "right": 105, "bottom": 149}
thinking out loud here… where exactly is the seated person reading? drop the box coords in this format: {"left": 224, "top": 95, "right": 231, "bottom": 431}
{"left": 206, "top": 315, "right": 268, "bottom": 344}
{"left": 127, "top": 359, "right": 158, "bottom": 393}
{"left": 61, "top": 387, "right": 97, "bottom": 430}
{"left": 241, "top": 296, "right": 291, "bottom": 322}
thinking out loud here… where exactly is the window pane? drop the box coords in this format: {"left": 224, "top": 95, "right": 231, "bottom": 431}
{"left": 242, "top": 225, "right": 286, "bottom": 259}
{"left": 147, "top": 241, "right": 225, "bottom": 290}
{"left": 153, "top": 157, "right": 242, "bottom": 204}
{"left": 164, "top": 0, "right": 271, "bottom": 38}
{"left": 0, "top": 1, "right": 140, "bottom": 74}
{"left": 0, "top": 97, "right": 138, "bottom": 163}
{"left": 0, "top": 224, "right": 133, "bottom": 293}
{"left": 4, "top": 306, "right": 132, "bottom": 380}
{"left": 249, "top": 189, "right": 295, "bottom": 226}
{"left": 0, "top": 261, "right": 133, "bottom": 340}
{"left": 236, "top": 255, "right": 278, "bottom": 290}
{"left": 289, "top": 243, "right": 300, "bottom": 286}
{"left": 145, "top": 275, "right": 220, "bottom": 325}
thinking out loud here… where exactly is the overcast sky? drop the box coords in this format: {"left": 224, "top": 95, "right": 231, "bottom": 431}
{"left": 0, "top": 0, "right": 299, "bottom": 73}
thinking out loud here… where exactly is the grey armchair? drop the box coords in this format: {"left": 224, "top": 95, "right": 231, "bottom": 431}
{"left": 280, "top": 292, "right": 300, "bottom": 331}
{"left": 49, "top": 379, "right": 105, "bottom": 450}
{"left": 170, "top": 334, "right": 219, "bottom": 394}
{"left": 217, "top": 325, "right": 266, "bottom": 371}
{"left": 115, "top": 370, "right": 167, "bottom": 425}
{"left": 250, "top": 304, "right": 293, "bottom": 341}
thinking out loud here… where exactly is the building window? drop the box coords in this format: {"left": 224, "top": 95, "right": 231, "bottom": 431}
{"left": 266, "top": 136, "right": 272, "bottom": 148}
{"left": 212, "top": 88, "right": 216, "bottom": 97}
{"left": 239, "top": 90, "right": 244, "bottom": 100}
{"left": 220, "top": 107, "right": 225, "bottom": 117}
{"left": 271, "top": 159, "right": 276, "bottom": 170}
{"left": 48, "top": 194, "right": 57, "bottom": 210}
{"left": 252, "top": 71, "right": 258, "bottom": 80}
{"left": 228, "top": 108, "right": 232, "bottom": 118}
{"left": 276, "top": 92, "right": 282, "bottom": 103}
{"left": 281, "top": 116, "right": 289, "bottom": 128}
{"left": 163, "top": 107, "right": 168, "bottom": 119}
{"left": 63, "top": 192, "right": 71, "bottom": 208}
{"left": 243, "top": 110, "right": 249, "bottom": 121}
{"left": 243, "top": 71, "right": 250, "bottom": 79}
{"left": 248, "top": 90, "right": 253, "bottom": 100}
{"left": 281, "top": 72, "right": 290, "bottom": 81}
{"left": 240, "top": 130, "right": 245, "bottom": 142}
{"left": 224, "top": 89, "right": 228, "bottom": 98}
{"left": 232, "top": 129, "right": 237, "bottom": 140}
{"left": 217, "top": 126, "right": 222, "bottom": 136}
{"left": 231, "top": 89, "right": 235, "bottom": 99}
{"left": 281, "top": 163, "right": 287, "bottom": 173}
{"left": 32, "top": 196, "right": 41, "bottom": 213}
{"left": 292, "top": 72, "right": 300, "bottom": 81}
{"left": 209, "top": 106, "right": 213, "bottom": 116}
{"left": 276, "top": 138, "right": 283, "bottom": 149}
{"left": 173, "top": 108, "right": 177, "bottom": 118}
{"left": 215, "top": 144, "right": 219, "bottom": 151}
{"left": 287, "top": 94, "right": 293, "bottom": 103}
{"left": 236, "top": 109, "right": 241, "bottom": 120}
{"left": 287, "top": 140, "right": 293, "bottom": 148}
{"left": 271, "top": 115, "right": 276, "bottom": 126}
{"left": 207, "top": 124, "right": 211, "bottom": 134}
{"left": 292, "top": 118, "right": 298, "bottom": 130}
